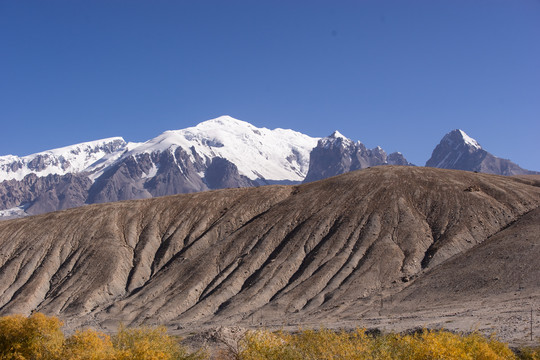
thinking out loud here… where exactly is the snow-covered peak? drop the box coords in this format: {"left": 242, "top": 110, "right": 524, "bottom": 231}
{"left": 197, "top": 115, "right": 250, "bottom": 127}
{"left": 458, "top": 129, "right": 481, "bottom": 150}
{"left": 127, "top": 116, "right": 320, "bottom": 181}
{"left": 319, "top": 130, "right": 354, "bottom": 149}
{"left": 330, "top": 130, "right": 346, "bottom": 139}
{"left": 440, "top": 129, "right": 482, "bottom": 151}
{"left": 0, "top": 137, "right": 127, "bottom": 182}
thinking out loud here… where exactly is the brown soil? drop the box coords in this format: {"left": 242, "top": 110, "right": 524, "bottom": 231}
{"left": 0, "top": 166, "right": 539, "bottom": 346}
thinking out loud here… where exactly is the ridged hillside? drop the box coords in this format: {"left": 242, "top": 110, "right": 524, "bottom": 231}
{"left": 0, "top": 166, "right": 539, "bottom": 339}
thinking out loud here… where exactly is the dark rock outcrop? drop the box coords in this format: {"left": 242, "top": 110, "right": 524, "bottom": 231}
{"left": 0, "top": 173, "right": 91, "bottom": 215}
{"left": 426, "top": 129, "right": 538, "bottom": 175}
{"left": 304, "top": 131, "right": 413, "bottom": 182}
{"left": 204, "top": 157, "right": 257, "bottom": 189}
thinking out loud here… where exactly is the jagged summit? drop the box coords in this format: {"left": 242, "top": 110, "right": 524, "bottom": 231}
{"left": 319, "top": 130, "right": 355, "bottom": 150}
{"left": 438, "top": 129, "right": 481, "bottom": 152}
{"left": 329, "top": 130, "right": 347, "bottom": 139}
{"left": 426, "top": 129, "right": 536, "bottom": 175}
{"left": 304, "top": 131, "right": 412, "bottom": 183}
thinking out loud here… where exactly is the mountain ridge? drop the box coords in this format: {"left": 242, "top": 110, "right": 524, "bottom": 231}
{"left": 0, "top": 118, "right": 537, "bottom": 219}
{"left": 304, "top": 131, "right": 413, "bottom": 183}
{"left": 0, "top": 137, "right": 128, "bottom": 182}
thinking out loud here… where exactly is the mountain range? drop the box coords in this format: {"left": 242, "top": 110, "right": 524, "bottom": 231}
{"left": 0, "top": 116, "right": 537, "bottom": 219}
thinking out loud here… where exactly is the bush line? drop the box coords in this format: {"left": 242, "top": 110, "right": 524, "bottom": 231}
{"left": 1, "top": 313, "right": 539, "bottom": 359}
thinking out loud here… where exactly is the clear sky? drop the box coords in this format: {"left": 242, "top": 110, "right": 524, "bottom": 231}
{"left": 1, "top": 0, "right": 539, "bottom": 170}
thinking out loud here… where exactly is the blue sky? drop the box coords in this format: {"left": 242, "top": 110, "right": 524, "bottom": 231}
{"left": 1, "top": 0, "right": 539, "bottom": 170}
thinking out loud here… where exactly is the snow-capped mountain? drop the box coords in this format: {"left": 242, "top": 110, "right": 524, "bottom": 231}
{"left": 86, "top": 116, "right": 319, "bottom": 204}
{"left": 426, "top": 129, "right": 538, "bottom": 175}
{"left": 0, "top": 116, "right": 320, "bottom": 218}
{"left": 303, "top": 130, "right": 412, "bottom": 183}
{"left": 0, "top": 137, "right": 128, "bottom": 182}
{"left": 3, "top": 118, "right": 535, "bottom": 221}
{"left": 127, "top": 116, "right": 317, "bottom": 182}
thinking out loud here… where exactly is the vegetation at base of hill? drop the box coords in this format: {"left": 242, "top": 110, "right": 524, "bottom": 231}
{"left": 0, "top": 313, "right": 539, "bottom": 360}
{"left": 0, "top": 313, "right": 205, "bottom": 360}
{"left": 232, "top": 328, "right": 535, "bottom": 360}
{"left": 518, "top": 347, "right": 540, "bottom": 360}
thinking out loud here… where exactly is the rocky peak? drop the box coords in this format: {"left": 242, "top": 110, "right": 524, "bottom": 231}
{"left": 303, "top": 132, "right": 412, "bottom": 183}
{"left": 426, "top": 129, "right": 537, "bottom": 175}
{"left": 439, "top": 129, "right": 481, "bottom": 152}
{"left": 319, "top": 131, "right": 355, "bottom": 149}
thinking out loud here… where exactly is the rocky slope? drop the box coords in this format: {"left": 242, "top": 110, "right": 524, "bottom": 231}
{"left": 0, "top": 166, "right": 539, "bottom": 343}
{"left": 304, "top": 131, "right": 412, "bottom": 183}
{"left": 426, "top": 129, "right": 538, "bottom": 175}
{"left": 0, "top": 173, "right": 91, "bottom": 216}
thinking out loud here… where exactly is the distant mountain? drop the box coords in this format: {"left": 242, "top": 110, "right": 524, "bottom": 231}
{"left": 426, "top": 129, "right": 538, "bottom": 175}
{"left": 0, "top": 137, "right": 128, "bottom": 183}
{"left": 2, "top": 119, "right": 536, "bottom": 220}
{"left": 86, "top": 116, "right": 317, "bottom": 203}
{"left": 0, "top": 138, "right": 129, "bottom": 217}
{"left": 0, "top": 116, "right": 319, "bottom": 218}
{"left": 303, "top": 131, "right": 412, "bottom": 183}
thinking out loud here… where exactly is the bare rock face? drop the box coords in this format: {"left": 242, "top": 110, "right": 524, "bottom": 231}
{"left": 304, "top": 132, "right": 413, "bottom": 183}
{"left": 387, "top": 152, "right": 410, "bottom": 166}
{"left": 88, "top": 148, "right": 211, "bottom": 204}
{"left": 0, "top": 173, "right": 92, "bottom": 215}
{"left": 0, "top": 166, "right": 539, "bottom": 336}
{"left": 87, "top": 154, "right": 154, "bottom": 203}
{"left": 145, "top": 148, "right": 209, "bottom": 197}
{"left": 204, "top": 157, "right": 257, "bottom": 189}
{"left": 426, "top": 129, "right": 538, "bottom": 175}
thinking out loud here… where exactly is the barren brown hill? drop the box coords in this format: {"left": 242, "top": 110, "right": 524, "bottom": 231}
{"left": 370, "top": 205, "right": 540, "bottom": 343}
{"left": 0, "top": 166, "right": 539, "bottom": 343}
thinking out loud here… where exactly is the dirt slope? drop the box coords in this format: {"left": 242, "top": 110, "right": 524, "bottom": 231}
{"left": 343, "top": 206, "right": 540, "bottom": 345}
{"left": 0, "top": 166, "right": 539, "bottom": 342}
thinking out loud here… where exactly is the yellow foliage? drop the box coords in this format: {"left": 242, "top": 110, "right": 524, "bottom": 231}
{"left": 236, "top": 328, "right": 520, "bottom": 360}
{"left": 0, "top": 313, "right": 64, "bottom": 360}
{"left": 0, "top": 313, "right": 537, "bottom": 360}
{"left": 0, "top": 313, "right": 204, "bottom": 360}
{"left": 112, "top": 324, "right": 205, "bottom": 360}
{"left": 62, "top": 329, "right": 116, "bottom": 360}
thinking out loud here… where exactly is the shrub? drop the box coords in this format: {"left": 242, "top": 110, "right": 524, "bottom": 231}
{"left": 0, "top": 313, "right": 536, "bottom": 360}
{"left": 236, "top": 328, "right": 519, "bottom": 360}
{"left": 517, "top": 346, "right": 540, "bottom": 360}
{"left": 62, "top": 329, "right": 116, "bottom": 360}
{"left": 0, "top": 314, "right": 205, "bottom": 360}
{"left": 112, "top": 324, "right": 205, "bottom": 360}
{"left": 0, "top": 313, "right": 64, "bottom": 360}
